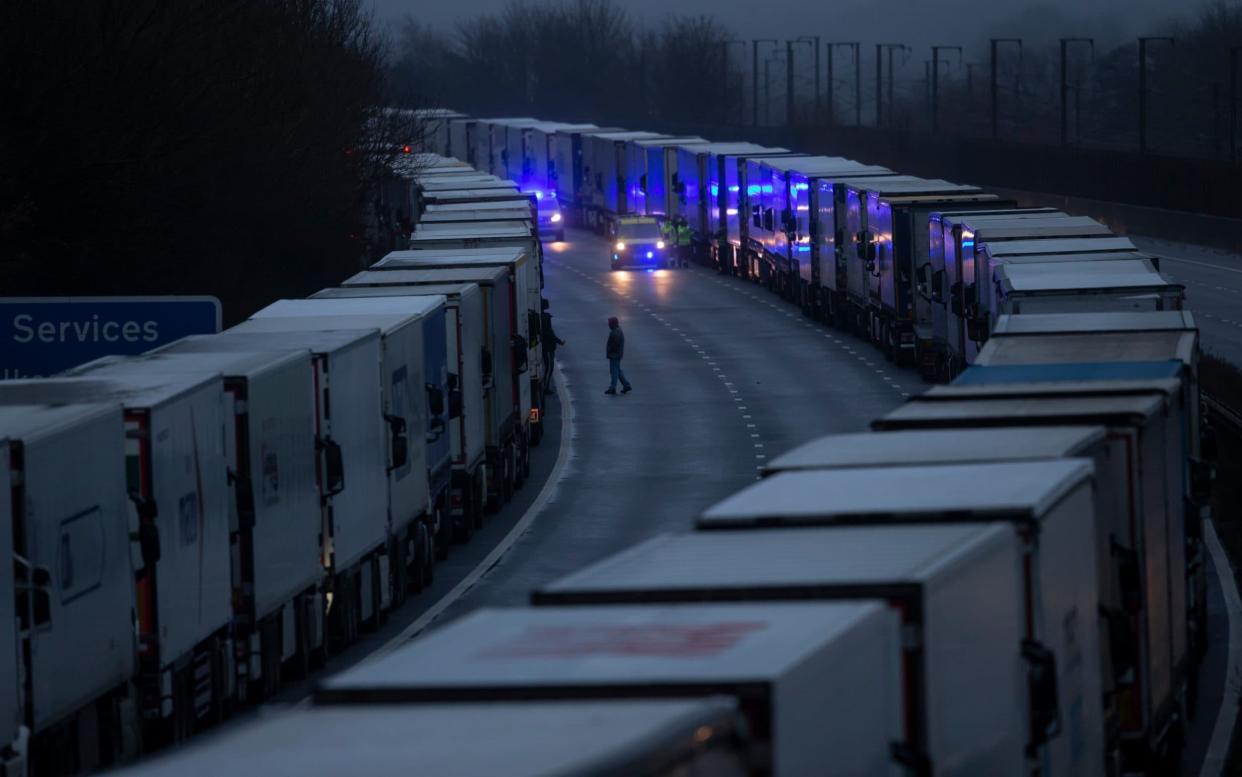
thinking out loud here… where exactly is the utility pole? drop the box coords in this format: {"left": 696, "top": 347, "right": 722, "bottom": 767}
{"left": 1138, "top": 36, "right": 1174, "bottom": 154}
{"left": 787, "top": 38, "right": 817, "bottom": 127}
{"left": 752, "top": 40, "right": 777, "bottom": 127}
{"left": 930, "top": 45, "right": 962, "bottom": 134}
{"left": 814, "top": 37, "right": 822, "bottom": 122}
{"left": 875, "top": 44, "right": 883, "bottom": 127}
{"left": 853, "top": 43, "right": 862, "bottom": 126}
{"left": 723, "top": 40, "right": 747, "bottom": 126}
{"left": 1059, "top": 38, "right": 1093, "bottom": 146}
{"left": 878, "top": 44, "right": 907, "bottom": 128}
{"left": 787, "top": 40, "right": 796, "bottom": 127}
{"left": 990, "top": 38, "right": 1022, "bottom": 141}
{"left": 1232, "top": 47, "right": 1240, "bottom": 162}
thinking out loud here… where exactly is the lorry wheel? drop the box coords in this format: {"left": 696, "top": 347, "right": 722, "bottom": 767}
{"left": 502, "top": 442, "right": 516, "bottom": 502}
{"left": 474, "top": 469, "right": 487, "bottom": 528}
{"left": 435, "top": 506, "right": 450, "bottom": 560}
{"left": 420, "top": 523, "right": 434, "bottom": 587}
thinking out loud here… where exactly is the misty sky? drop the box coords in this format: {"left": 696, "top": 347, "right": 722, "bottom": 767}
{"left": 370, "top": 0, "right": 1193, "bottom": 54}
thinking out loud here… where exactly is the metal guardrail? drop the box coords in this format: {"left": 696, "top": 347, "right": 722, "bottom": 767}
{"left": 1204, "top": 393, "right": 1242, "bottom": 435}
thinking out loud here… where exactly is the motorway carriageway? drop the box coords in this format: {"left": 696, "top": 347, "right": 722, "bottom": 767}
{"left": 267, "top": 228, "right": 1230, "bottom": 776}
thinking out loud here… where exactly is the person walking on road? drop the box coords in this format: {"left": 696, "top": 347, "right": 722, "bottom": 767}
{"left": 541, "top": 299, "right": 565, "bottom": 396}
{"left": 604, "top": 316, "right": 632, "bottom": 395}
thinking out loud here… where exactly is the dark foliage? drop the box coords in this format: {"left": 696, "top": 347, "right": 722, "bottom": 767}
{"left": 0, "top": 0, "right": 403, "bottom": 323}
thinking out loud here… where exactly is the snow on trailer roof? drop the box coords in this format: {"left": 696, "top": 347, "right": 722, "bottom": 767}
{"left": 697, "top": 459, "right": 1093, "bottom": 529}
{"left": 420, "top": 190, "right": 529, "bottom": 203}
{"left": 0, "top": 402, "right": 120, "bottom": 446}
{"left": 761, "top": 156, "right": 882, "bottom": 174}
{"left": 923, "top": 374, "right": 1183, "bottom": 400}
{"left": 172, "top": 329, "right": 380, "bottom": 358}
{"left": 315, "top": 284, "right": 479, "bottom": 300}
{"left": 425, "top": 200, "right": 533, "bottom": 212}
{"left": 90, "top": 348, "right": 306, "bottom": 382}
{"left": 633, "top": 136, "right": 708, "bottom": 147}
{"left": 997, "top": 262, "right": 1179, "bottom": 293}
{"left": 419, "top": 209, "right": 533, "bottom": 224}
{"left": 535, "top": 523, "right": 1011, "bottom": 602}
{"left": 119, "top": 699, "right": 743, "bottom": 777}
{"left": 374, "top": 246, "right": 527, "bottom": 267}
{"left": 935, "top": 209, "right": 1064, "bottom": 223}
{"left": 688, "top": 142, "right": 778, "bottom": 155}
{"left": 984, "top": 237, "right": 1137, "bottom": 256}
{"left": 251, "top": 296, "right": 445, "bottom": 324}
{"left": 411, "top": 221, "right": 532, "bottom": 240}
{"left": 956, "top": 362, "right": 1185, "bottom": 389}
{"left": 872, "top": 394, "right": 1166, "bottom": 430}
{"left": 418, "top": 178, "right": 519, "bottom": 192}
{"left": 348, "top": 267, "right": 508, "bottom": 286}
{"left": 761, "top": 427, "right": 1107, "bottom": 474}
{"left": 971, "top": 217, "right": 1113, "bottom": 240}
{"left": 591, "top": 131, "right": 667, "bottom": 141}
{"left": 977, "top": 331, "right": 1197, "bottom": 367}
{"left": 849, "top": 179, "right": 986, "bottom": 196}
{"left": 991, "top": 311, "right": 1197, "bottom": 335}
{"left": 8, "top": 368, "right": 218, "bottom": 410}
{"left": 316, "top": 602, "right": 887, "bottom": 701}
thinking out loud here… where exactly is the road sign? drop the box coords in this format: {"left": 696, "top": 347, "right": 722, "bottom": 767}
{"left": 0, "top": 296, "right": 222, "bottom": 379}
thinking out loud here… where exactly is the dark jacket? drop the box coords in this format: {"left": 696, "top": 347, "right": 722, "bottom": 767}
{"left": 541, "top": 311, "right": 563, "bottom": 353}
{"left": 606, "top": 327, "right": 624, "bottom": 360}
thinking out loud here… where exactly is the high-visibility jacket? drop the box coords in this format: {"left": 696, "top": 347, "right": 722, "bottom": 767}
{"left": 675, "top": 224, "right": 692, "bottom": 247}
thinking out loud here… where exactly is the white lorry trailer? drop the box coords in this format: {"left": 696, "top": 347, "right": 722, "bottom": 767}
{"left": 2, "top": 402, "right": 135, "bottom": 772}
{"left": 117, "top": 698, "right": 751, "bottom": 777}
{"left": 697, "top": 458, "right": 1105, "bottom": 777}
{"left": 170, "top": 330, "right": 387, "bottom": 656}
{"left": 2, "top": 369, "right": 232, "bottom": 748}
{"left": 534, "top": 522, "right": 1028, "bottom": 775}
{"left": 315, "top": 603, "right": 905, "bottom": 777}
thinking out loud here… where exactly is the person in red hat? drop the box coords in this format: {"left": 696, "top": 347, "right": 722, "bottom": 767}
{"left": 604, "top": 316, "right": 632, "bottom": 395}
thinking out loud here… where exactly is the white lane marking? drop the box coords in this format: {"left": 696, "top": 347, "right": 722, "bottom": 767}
{"left": 1163, "top": 255, "right": 1242, "bottom": 276}
{"left": 1200, "top": 518, "right": 1242, "bottom": 777}
{"left": 363, "top": 363, "right": 576, "bottom": 663}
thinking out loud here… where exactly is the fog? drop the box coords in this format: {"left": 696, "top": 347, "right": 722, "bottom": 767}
{"left": 370, "top": 0, "right": 1191, "bottom": 56}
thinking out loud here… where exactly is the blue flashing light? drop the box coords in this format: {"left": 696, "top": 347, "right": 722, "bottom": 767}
{"left": 646, "top": 268, "right": 655, "bottom": 273}
{"left": 746, "top": 185, "right": 760, "bottom": 196}
{"left": 727, "top": 185, "right": 740, "bottom": 193}
{"left": 709, "top": 184, "right": 719, "bottom": 196}
{"left": 646, "top": 251, "right": 654, "bottom": 258}
{"left": 534, "top": 190, "right": 543, "bottom": 199}
{"left": 795, "top": 245, "right": 812, "bottom": 253}
{"left": 761, "top": 185, "right": 773, "bottom": 194}
{"left": 792, "top": 182, "right": 809, "bottom": 192}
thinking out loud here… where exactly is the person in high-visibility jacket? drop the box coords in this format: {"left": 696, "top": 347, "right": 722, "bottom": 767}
{"left": 674, "top": 217, "right": 693, "bottom": 267}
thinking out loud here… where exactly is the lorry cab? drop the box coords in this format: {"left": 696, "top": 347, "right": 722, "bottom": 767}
{"left": 611, "top": 217, "right": 671, "bottom": 270}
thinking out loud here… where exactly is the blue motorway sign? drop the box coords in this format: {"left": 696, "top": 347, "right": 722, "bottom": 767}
{"left": 0, "top": 296, "right": 222, "bottom": 379}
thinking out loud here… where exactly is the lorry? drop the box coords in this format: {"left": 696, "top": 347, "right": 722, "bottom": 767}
{"left": 975, "top": 319, "right": 1209, "bottom": 672}
{"left": 315, "top": 602, "right": 906, "bottom": 777}
{"left": 580, "top": 131, "right": 666, "bottom": 232}
{"left": 747, "top": 156, "right": 891, "bottom": 309}
{"left": 119, "top": 698, "right": 752, "bottom": 777}
{"left": 873, "top": 377, "right": 1195, "bottom": 773}
{"left": 242, "top": 297, "right": 451, "bottom": 598}
{"left": 534, "top": 522, "right": 1029, "bottom": 775}
{"left": 625, "top": 136, "right": 708, "bottom": 217}
{"left": 410, "top": 108, "right": 466, "bottom": 157}
{"left": 104, "top": 347, "right": 325, "bottom": 700}
{"left": 710, "top": 147, "right": 793, "bottom": 278}
{"left": 845, "top": 178, "right": 998, "bottom": 364}
{"left": 2, "top": 402, "right": 135, "bottom": 772}
{"left": 697, "top": 458, "right": 1105, "bottom": 777}
{"left": 357, "top": 260, "right": 529, "bottom": 509}
{"left": 669, "top": 143, "right": 773, "bottom": 264}
{"left": 313, "top": 284, "right": 488, "bottom": 544}
{"left": 171, "top": 330, "right": 388, "bottom": 656}
{"left": 3, "top": 368, "right": 233, "bottom": 748}
{"left": 548, "top": 126, "right": 622, "bottom": 223}
{"left": 381, "top": 245, "right": 544, "bottom": 449}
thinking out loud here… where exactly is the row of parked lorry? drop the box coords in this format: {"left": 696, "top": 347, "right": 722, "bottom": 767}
{"left": 421, "top": 112, "right": 1181, "bottom": 384}
{"left": 7, "top": 110, "right": 1209, "bottom": 776}
{"left": 0, "top": 151, "right": 561, "bottom": 776}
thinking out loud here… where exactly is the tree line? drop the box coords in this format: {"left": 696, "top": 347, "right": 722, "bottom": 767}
{"left": 0, "top": 0, "right": 414, "bottom": 322}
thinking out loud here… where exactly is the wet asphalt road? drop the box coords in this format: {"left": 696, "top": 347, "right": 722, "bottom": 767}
{"left": 431, "top": 228, "right": 921, "bottom": 619}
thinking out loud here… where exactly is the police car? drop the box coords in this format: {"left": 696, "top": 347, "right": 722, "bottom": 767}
{"left": 536, "top": 193, "right": 565, "bottom": 242}
{"left": 610, "top": 217, "right": 672, "bottom": 270}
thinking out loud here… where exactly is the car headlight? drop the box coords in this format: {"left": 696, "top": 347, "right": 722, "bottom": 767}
{"left": 615, "top": 241, "right": 626, "bottom": 251}
{"left": 551, "top": 212, "right": 562, "bottom": 223}
{"left": 656, "top": 240, "right": 665, "bottom": 249}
